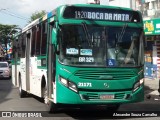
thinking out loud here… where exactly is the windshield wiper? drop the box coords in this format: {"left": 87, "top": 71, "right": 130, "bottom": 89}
{"left": 117, "top": 23, "right": 128, "bottom": 43}
{"left": 117, "top": 13, "right": 135, "bottom": 44}
{"left": 81, "top": 21, "right": 90, "bottom": 46}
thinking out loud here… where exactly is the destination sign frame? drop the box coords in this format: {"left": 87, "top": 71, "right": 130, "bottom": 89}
{"left": 63, "top": 6, "right": 141, "bottom": 22}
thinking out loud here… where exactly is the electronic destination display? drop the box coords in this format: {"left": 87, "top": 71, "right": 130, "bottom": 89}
{"left": 63, "top": 6, "right": 141, "bottom": 22}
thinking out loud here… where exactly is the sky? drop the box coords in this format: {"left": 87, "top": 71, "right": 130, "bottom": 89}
{"left": 0, "top": 0, "right": 92, "bottom": 28}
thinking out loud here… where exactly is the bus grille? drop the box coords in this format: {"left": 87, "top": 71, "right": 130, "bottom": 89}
{"left": 115, "top": 93, "right": 126, "bottom": 99}
{"left": 86, "top": 93, "right": 99, "bottom": 100}
{"left": 74, "top": 70, "right": 135, "bottom": 80}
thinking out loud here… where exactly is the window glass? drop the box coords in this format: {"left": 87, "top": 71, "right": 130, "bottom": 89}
{"left": 59, "top": 25, "right": 143, "bottom": 67}
{"left": 21, "top": 34, "right": 26, "bottom": 58}
{"left": 35, "top": 25, "right": 41, "bottom": 55}
{"left": 31, "top": 27, "right": 36, "bottom": 56}
{"left": 41, "top": 22, "right": 47, "bottom": 55}
{"left": 0, "top": 63, "right": 8, "bottom": 67}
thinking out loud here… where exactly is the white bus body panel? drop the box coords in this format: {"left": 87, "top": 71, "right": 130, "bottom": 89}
{"left": 29, "top": 57, "right": 47, "bottom": 97}
{"left": 12, "top": 65, "right": 16, "bottom": 86}
{"left": 16, "top": 64, "right": 20, "bottom": 87}
{"left": 20, "top": 58, "right": 27, "bottom": 91}
{"left": 12, "top": 64, "right": 20, "bottom": 87}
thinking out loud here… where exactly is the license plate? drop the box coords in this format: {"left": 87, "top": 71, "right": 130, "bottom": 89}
{"left": 100, "top": 94, "right": 114, "bottom": 100}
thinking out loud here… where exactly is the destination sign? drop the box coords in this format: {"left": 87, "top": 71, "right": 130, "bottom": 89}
{"left": 75, "top": 11, "right": 129, "bottom": 21}
{"left": 63, "top": 6, "right": 141, "bottom": 22}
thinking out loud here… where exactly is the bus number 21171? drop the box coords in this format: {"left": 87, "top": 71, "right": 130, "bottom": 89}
{"left": 78, "top": 82, "right": 92, "bottom": 87}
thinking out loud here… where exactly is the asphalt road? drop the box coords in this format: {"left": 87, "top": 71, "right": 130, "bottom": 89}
{"left": 0, "top": 79, "right": 160, "bottom": 120}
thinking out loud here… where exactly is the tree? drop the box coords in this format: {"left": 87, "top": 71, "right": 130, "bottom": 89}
{"left": 0, "top": 24, "right": 18, "bottom": 42}
{"left": 0, "top": 24, "right": 18, "bottom": 60}
{"left": 29, "top": 10, "right": 46, "bottom": 23}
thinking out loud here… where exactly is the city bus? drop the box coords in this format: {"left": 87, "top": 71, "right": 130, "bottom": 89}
{"left": 12, "top": 4, "right": 145, "bottom": 112}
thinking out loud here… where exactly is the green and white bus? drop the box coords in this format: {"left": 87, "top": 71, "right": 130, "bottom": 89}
{"left": 12, "top": 4, "right": 145, "bottom": 112}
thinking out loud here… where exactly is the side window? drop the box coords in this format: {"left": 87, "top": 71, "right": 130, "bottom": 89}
{"left": 35, "top": 25, "right": 41, "bottom": 56}
{"left": 17, "top": 35, "right": 22, "bottom": 58}
{"left": 12, "top": 38, "right": 17, "bottom": 59}
{"left": 21, "top": 33, "right": 26, "bottom": 58}
{"left": 31, "top": 27, "right": 36, "bottom": 56}
{"left": 41, "top": 21, "right": 47, "bottom": 55}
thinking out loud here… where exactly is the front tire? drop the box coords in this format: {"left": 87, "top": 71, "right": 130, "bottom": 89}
{"left": 46, "top": 101, "right": 58, "bottom": 113}
{"left": 42, "top": 86, "right": 58, "bottom": 113}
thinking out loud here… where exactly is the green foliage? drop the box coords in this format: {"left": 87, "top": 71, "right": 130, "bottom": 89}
{"left": 29, "top": 10, "right": 46, "bottom": 23}
{"left": 0, "top": 24, "right": 18, "bottom": 59}
{"left": 0, "top": 24, "right": 17, "bottom": 43}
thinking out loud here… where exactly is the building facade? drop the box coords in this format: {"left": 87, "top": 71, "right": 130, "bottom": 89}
{"left": 137, "top": 0, "right": 160, "bottom": 78}
{"left": 109, "top": 0, "right": 137, "bottom": 9}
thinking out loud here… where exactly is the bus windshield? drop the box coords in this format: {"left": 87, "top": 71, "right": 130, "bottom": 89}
{"left": 59, "top": 24, "right": 144, "bottom": 67}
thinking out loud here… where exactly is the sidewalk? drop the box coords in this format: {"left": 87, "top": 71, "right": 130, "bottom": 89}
{"left": 144, "top": 77, "right": 160, "bottom": 96}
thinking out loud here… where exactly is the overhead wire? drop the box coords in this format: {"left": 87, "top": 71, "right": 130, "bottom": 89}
{"left": 0, "top": 9, "right": 29, "bottom": 21}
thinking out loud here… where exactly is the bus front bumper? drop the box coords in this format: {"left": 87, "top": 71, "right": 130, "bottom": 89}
{"left": 56, "top": 84, "right": 144, "bottom": 105}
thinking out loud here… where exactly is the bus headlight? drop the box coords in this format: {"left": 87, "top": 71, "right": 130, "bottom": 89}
{"left": 59, "top": 76, "right": 78, "bottom": 93}
{"left": 68, "top": 81, "right": 78, "bottom": 92}
{"left": 133, "top": 78, "right": 144, "bottom": 92}
{"left": 59, "top": 77, "right": 68, "bottom": 87}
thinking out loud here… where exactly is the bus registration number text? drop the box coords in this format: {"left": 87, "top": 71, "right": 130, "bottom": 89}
{"left": 79, "top": 57, "right": 94, "bottom": 62}
{"left": 78, "top": 82, "right": 92, "bottom": 87}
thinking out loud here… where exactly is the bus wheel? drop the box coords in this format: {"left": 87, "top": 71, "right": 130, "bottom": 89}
{"left": 42, "top": 86, "right": 58, "bottom": 113}
{"left": 19, "top": 76, "right": 27, "bottom": 98}
{"left": 46, "top": 101, "right": 58, "bottom": 113}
